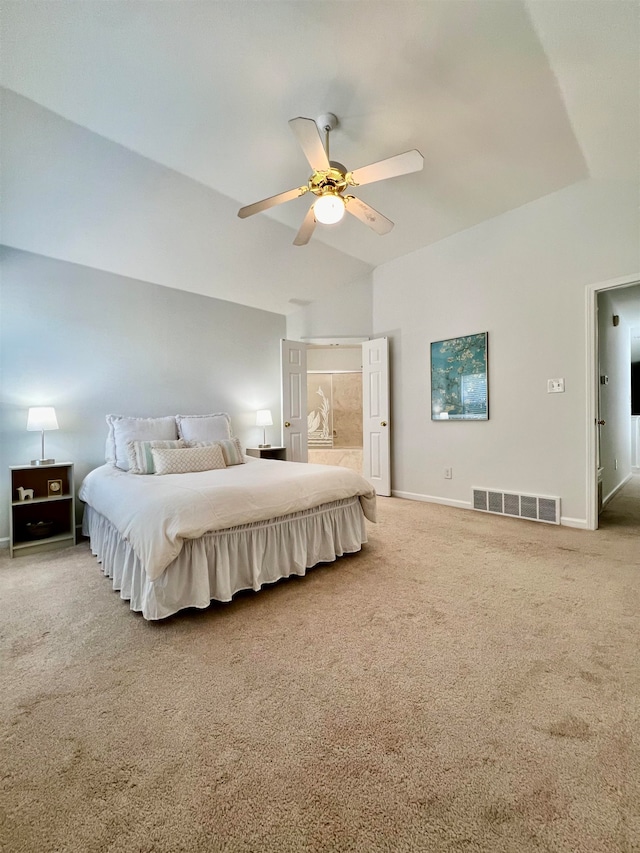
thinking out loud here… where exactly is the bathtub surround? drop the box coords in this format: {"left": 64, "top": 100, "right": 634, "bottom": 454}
{"left": 307, "top": 372, "right": 363, "bottom": 451}
{"left": 308, "top": 448, "right": 363, "bottom": 473}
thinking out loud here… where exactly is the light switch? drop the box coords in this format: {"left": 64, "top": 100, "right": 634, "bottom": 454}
{"left": 547, "top": 378, "right": 565, "bottom": 393}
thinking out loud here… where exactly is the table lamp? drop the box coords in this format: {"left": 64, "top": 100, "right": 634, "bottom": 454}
{"left": 256, "top": 409, "right": 273, "bottom": 448}
{"left": 27, "top": 407, "right": 59, "bottom": 465}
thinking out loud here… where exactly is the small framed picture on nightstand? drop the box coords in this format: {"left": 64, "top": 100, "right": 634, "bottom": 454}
{"left": 47, "top": 479, "right": 63, "bottom": 497}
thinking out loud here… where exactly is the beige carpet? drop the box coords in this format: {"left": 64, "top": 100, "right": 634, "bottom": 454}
{"left": 1, "top": 483, "right": 639, "bottom": 853}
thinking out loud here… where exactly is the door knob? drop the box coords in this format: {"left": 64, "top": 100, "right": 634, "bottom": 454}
{"left": 284, "top": 421, "right": 291, "bottom": 428}
{"left": 380, "top": 421, "right": 387, "bottom": 427}
{"left": 597, "top": 419, "right": 606, "bottom": 425}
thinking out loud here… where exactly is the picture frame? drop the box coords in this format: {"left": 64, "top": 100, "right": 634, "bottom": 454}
{"left": 47, "top": 478, "right": 63, "bottom": 497}
{"left": 431, "top": 332, "right": 488, "bottom": 420}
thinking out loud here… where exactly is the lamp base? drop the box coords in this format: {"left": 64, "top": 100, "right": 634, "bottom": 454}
{"left": 258, "top": 444, "right": 271, "bottom": 449}
{"left": 31, "top": 458, "right": 55, "bottom": 466}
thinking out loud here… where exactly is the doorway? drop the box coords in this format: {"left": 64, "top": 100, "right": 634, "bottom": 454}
{"left": 587, "top": 275, "right": 640, "bottom": 529}
{"left": 281, "top": 337, "right": 391, "bottom": 495}
{"left": 307, "top": 345, "right": 363, "bottom": 474}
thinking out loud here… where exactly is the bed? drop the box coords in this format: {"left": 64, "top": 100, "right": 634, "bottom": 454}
{"left": 79, "top": 412, "right": 376, "bottom": 620}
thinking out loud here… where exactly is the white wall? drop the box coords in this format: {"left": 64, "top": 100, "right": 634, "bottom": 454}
{"left": 0, "top": 247, "right": 286, "bottom": 543}
{"left": 286, "top": 273, "right": 373, "bottom": 342}
{"left": 597, "top": 289, "right": 632, "bottom": 502}
{"left": 371, "top": 177, "right": 639, "bottom": 525}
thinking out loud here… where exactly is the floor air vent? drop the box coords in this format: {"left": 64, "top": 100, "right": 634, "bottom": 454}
{"left": 472, "top": 488, "right": 560, "bottom": 524}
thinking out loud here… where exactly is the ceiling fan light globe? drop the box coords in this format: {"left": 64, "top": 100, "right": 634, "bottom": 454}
{"left": 313, "top": 193, "right": 345, "bottom": 225}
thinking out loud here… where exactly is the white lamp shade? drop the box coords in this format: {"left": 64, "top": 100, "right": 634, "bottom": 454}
{"left": 256, "top": 409, "right": 273, "bottom": 427}
{"left": 27, "top": 407, "right": 59, "bottom": 431}
{"left": 313, "top": 193, "right": 345, "bottom": 225}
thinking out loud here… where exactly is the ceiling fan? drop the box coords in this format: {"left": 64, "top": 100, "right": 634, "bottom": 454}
{"left": 237, "top": 113, "right": 424, "bottom": 246}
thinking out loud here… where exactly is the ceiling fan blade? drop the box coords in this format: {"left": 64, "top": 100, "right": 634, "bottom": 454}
{"left": 293, "top": 205, "right": 317, "bottom": 246}
{"left": 288, "top": 117, "right": 331, "bottom": 173}
{"left": 344, "top": 196, "right": 394, "bottom": 235}
{"left": 238, "top": 186, "right": 307, "bottom": 219}
{"left": 348, "top": 149, "right": 424, "bottom": 188}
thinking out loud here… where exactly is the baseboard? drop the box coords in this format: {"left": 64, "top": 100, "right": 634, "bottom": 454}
{"left": 391, "top": 491, "right": 589, "bottom": 529}
{"left": 0, "top": 537, "right": 8, "bottom": 550}
{"left": 559, "top": 516, "right": 589, "bottom": 529}
{"left": 603, "top": 472, "right": 633, "bottom": 508}
{"left": 391, "top": 490, "right": 472, "bottom": 510}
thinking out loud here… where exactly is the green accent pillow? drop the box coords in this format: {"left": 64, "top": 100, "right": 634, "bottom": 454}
{"left": 126, "top": 439, "right": 185, "bottom": 474}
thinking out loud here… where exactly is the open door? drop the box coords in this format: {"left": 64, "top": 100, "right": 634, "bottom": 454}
{"left": 586, "top": 275, "right": 640, "bottom": 529}
{"left": 362, "top": 337, "right": 391, "bottom": 495}
{"left": 280, "top": 339, "right": 308, "bottom": 462}
{"left": 596, "top": 298, "right": 604, "bottom": 521}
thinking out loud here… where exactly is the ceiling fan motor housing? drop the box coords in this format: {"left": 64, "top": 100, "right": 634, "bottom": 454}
{"left": 309, "top": 162, "right": 348, "bottom": 197}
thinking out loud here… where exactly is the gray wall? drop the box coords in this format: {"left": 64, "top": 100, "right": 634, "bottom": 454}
{"left": 307, "top": 346, "right": 363, "bottom": 372}
{"left": 0, "top": 247, "right": 286, "bottom": 543}
{"left": 1, "top": 88, "right": 370, "bottom": 317}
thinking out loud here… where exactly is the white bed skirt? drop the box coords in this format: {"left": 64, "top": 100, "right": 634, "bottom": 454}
{"left": 83, "top": 497, "right": 367, "bottom": 620}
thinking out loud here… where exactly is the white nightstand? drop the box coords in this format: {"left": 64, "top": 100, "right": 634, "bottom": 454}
{"left": 9, "top": 462, "right": 76, "bottom": 557}
{"left": 245, "top": 447, "right": 287, "bottom": 461}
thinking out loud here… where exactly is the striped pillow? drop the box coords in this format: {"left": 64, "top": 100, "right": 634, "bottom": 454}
{"left": 152, "top": 443, "right": 226, "bottom": 475}
{"left": 127, "top": 439, "right": 185, "bottom": 474}
{"left": 187, "top": 437, "right": 245, "bottom": 466}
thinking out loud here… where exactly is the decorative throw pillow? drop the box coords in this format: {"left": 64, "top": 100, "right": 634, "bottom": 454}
{"left": 186, "top": 437, "right": 245, "bottom": 466}
{"left": 175, "top": 413, "right": 232, "bottom": 442}
{"left": 106, "top": 415, "right": 178, "bottom": 470}
{"left": 152, "top": 443, "right": 227, "bottom": 475}
{"left": 127, "top": 439, "right": 186, "bottom": 475}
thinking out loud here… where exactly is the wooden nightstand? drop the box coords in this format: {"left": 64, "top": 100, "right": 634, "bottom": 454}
{"left": 10, "top": 463, "right": 76, "bottom": 557}
{"left": 245, "top": 447, "right": 287, "bottom": 461}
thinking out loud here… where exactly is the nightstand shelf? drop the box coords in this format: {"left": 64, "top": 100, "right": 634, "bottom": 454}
{"left": 245, "top": 447, "right": 287, "bottom": 461}
{"left": 11, "top": 493, "right": 73, "bottom": 507}
{"left": 9, "top": 463, "right": 75, "bottom": 557}
{"left": 11, "top": 532, "right": 76, "bottom": 555}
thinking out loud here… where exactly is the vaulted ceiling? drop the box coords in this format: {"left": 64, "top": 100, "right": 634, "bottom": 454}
{"left": 1, "top": 1, "right": 638, "bottom": 314}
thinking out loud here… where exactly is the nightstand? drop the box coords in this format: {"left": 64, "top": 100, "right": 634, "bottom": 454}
{"left": 10, "top": 463, "right": 76, "bottom": 557}
{"left": 245, "top": 447, "right": 287, "bottom": 461}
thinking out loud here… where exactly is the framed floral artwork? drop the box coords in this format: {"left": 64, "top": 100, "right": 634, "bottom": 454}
{"left": 431, "top": 332, "right": 488, "bottom": 420}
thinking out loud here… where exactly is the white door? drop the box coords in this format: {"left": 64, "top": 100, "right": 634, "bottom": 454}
{"left": 280, "top": 339, "right": 308, "bottom": 462}
{"left": 362, "top": 337, "right": 390, "bottom": 495}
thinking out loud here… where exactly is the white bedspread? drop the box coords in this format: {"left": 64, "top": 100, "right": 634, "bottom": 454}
{"left": 79, "top": 457, "right": 376, "bottom": 581}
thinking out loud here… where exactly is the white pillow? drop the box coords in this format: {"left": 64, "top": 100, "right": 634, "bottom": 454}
{"left": 152, "top": 444, "right": 227, "bottom": 475}
{"left": 127, "top": 439, "right": 185, "bottom": 474}
{"left": 106, "top": 415, "right": 178, "bottom": 470}
{"left": 175, "top": 413, "right": 232, "bottom": 442}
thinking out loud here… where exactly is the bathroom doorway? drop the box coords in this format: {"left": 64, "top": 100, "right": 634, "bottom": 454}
{"left": 306, "top": 345, "right": 363, "bottom": 474}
